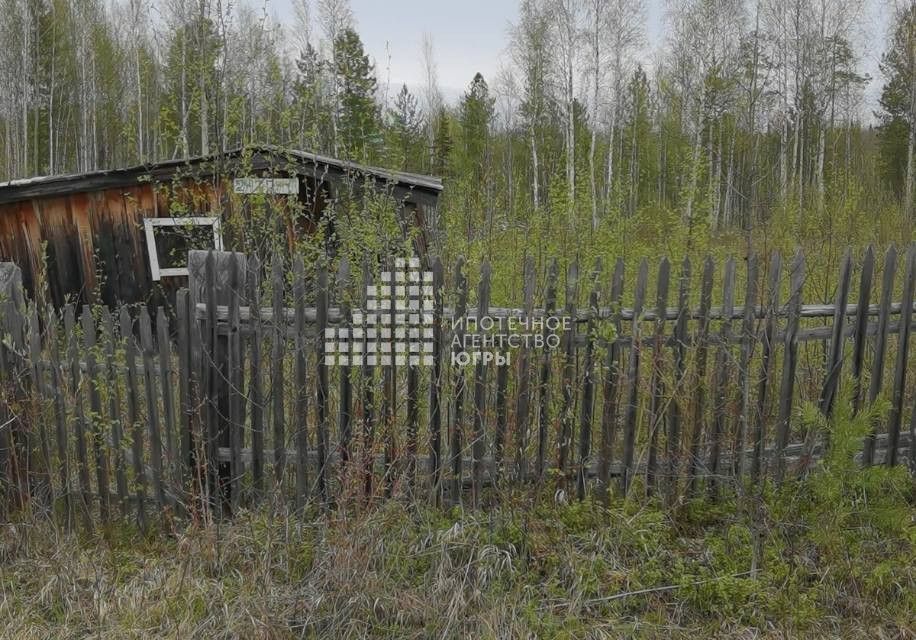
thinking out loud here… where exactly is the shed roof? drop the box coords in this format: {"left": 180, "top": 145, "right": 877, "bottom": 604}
{"left": 0, "top": 145, "right": 443, "bottom": 205}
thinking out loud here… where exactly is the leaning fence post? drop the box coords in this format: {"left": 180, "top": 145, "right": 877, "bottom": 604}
{"left": 819, "top": 250, "right": 852, "bottom": 420}
{"left": 751, "top": 252, "right": 781, "bottom": 483}
{"left": 862, "top": 245, "right": 897, "bottom": 465}
{"left": 646, "top": 257, "right": 670, "bottom": 494}
{"left": 850, "top": 246, "right": 874, "bottom": 415}
{"left": 774, "top": 250, "right": 805, "bottom": 483}
{"left": 885, "top": 244, "right": 916, "bottom": 467}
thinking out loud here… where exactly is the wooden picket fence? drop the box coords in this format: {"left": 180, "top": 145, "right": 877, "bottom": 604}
{"left": 1, "top": 243, "right": 915, "bottom": 530}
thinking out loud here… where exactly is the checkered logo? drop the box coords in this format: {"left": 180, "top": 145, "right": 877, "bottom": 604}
{"left": 324, "top": 257, "right": 435, "bottom": 366}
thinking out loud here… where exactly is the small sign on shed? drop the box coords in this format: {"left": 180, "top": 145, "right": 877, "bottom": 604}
{"left": 233, "top": 177, "right": 299, "bottom": 195}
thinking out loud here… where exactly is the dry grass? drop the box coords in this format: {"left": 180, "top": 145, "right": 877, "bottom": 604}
{"left": 0, "top": 481, "right": 913, "bottom": 639}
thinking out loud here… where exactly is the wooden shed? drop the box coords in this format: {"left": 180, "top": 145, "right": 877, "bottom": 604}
{"left": 0, "top": 146, "right": 442, "bottom": 308}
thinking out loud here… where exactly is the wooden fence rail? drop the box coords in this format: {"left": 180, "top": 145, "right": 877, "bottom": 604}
{"left": 1, "top": 244, "right": 915, "bottom": 529}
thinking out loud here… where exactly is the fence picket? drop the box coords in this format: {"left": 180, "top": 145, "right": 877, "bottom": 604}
{"left": 598, "top": 258, "right": 624, "bottom": 501}
{"left": 687, "top": 257, "right": 715, "bottom": 494}
{"left": 471, "top": 261, "right": 491, "bottom": 507}
{"left": 429, "top": 257, "right": 445, "bottom": 501}
{"left": 819, "top": 251, "right": 853, "bottom": 419}
{"left": 622, "top": 259, "right": 648, "bottom": 494}
{"left": 862, "top": 246, "right": 897, "bottom": 465}
{"left": 294, "top": 255, "right": 309, "bottom": 509}
{"left": 449, "top": 257, "right": 468, "bottom": 505}
{"left": 709, "top": 257, "right": 736, "bottom": 497}
{"left": 885, "top": 244, "right": 916, "bottom": 467}
{"left": 537, "top": 259, "right": 558, "bottom": 479}
{"left": 315, "top": 260, "right": 329, "bottom": 504}
{"left": 405, "top": 257, "right": 419, "bottom": 491}
{"left": 81, "top": 305, "right": 110, "bottom": 522}
{"left": 247, "top": 256, "right": 265, "bottom": 499}
{"left": 646, "top": 258, "right": 671, "bottom": 493}
{"left": 361, "top": 259, "right": 376, "bottom": 497}
{"left": 558, "top": 261, "right": 578, "bottom": 484}
{"left": 851, "top": 246, "right": 875, "bottom": 415}
{"left": 752, "top": 252, "right": 782, "bottom": 482}
{"left": 733, "top": 254, "right": 759, "bottom": 478}
{"left": 47, "top": 310, "right": 72, "bottom": 528}
{"left": 576, "top": 261, "right": 600, "bottom": 500}
{"left": 176, "top": 290, "right": 192, "bottom": 507}
{"left": 227, "top": 260, "right": 243, "bottom": 512}
{"left": 139, "top": 306, "right": 166, "bottom": 509}
{"left": 119, "top": 307, "right": 145, "bottom": 529}
{"left": 271, "top": 255, "right": 286, "bottom": 484}
{"left": 156, "top": 307, "right": 177, "bottom": 496}
{"left": 102, "top": 307, "right": 128, "bottom": 518}
{"left": 27, "top": 306, "right": 52, "bottom": 507}
{"left": 775, "top": 250, "right": 805, "bottom": 482}
{"left": 337, "top": 259, "right": 353, "bottom": 476}
{"left": 666, "top": 258, "right": 691, "bottom": 499}
{"left": 514, "top": 257, "right": 536, "bottom": 483}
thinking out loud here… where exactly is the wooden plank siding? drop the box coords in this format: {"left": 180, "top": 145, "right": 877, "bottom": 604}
{"left": 0, "top": 147, "right": 443, "bottom": 309}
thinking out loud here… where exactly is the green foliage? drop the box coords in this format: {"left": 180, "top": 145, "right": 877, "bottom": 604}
{"left": 333, "top": 28, "right": 380, "bottom": 162}
{"left": 878, "top": 5, "right": 916, "bottom": 197}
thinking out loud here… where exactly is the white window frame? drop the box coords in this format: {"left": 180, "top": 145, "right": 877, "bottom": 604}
{"left": 144, "top": 216, "right": 224, "bottom": 281}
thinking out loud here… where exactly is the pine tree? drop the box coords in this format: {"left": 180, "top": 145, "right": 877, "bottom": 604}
{"left": 333, "top": 28, "right": 379, "bottom": 161}
{"left": 431, "top": 108, "right": 452, "bottom": 177}
{"left": 877, "top": 4, "right": 916, "bottom": 215}
{"left": 294, "top": 42, "right": 329, "bottom": 152}
{"left": 458, "top": 72, "right": 494, "bottom": 178}
{"left": 387, "top": 84, "right": 424, "bottom": 171}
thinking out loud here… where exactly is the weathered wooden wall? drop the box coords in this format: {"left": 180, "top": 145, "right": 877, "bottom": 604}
{"left": 0, "top": 182, "right": 208, "bottom": 309}
{"left": 0, "top": 177, "right": 436, "bottom": 309}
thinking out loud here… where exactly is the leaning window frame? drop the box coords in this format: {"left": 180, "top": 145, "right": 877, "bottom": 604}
{"left": 143, "top": 216, "right": 224, "bottom": 281}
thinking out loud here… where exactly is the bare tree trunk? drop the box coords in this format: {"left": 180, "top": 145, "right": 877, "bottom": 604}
{"left": 684, "top": 94, "right": 705, "bottom": 229}
{"left": 906, "top": 124, "right": 915, "bottom": 219}
{"left": 588, "top": 0, "right": 600, "bottom": 231}
{"left": 605, "top": 105, "right": 617, "bottom": 213}
{"left": 816, "top": 126, "right": 825, "bottom": 210}
{"left": 566, "top": 61, "right": 575, "bottom": 216}
{"left": 907, "top": 19, "right": 916, "bottom": 220}
{"left": 530, "top": 130, "right": 540, "bottom": 208}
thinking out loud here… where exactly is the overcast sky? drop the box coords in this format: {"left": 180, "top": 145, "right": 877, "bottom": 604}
{"left": 271, "top": 0, "right": 889, "bottom": 118}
